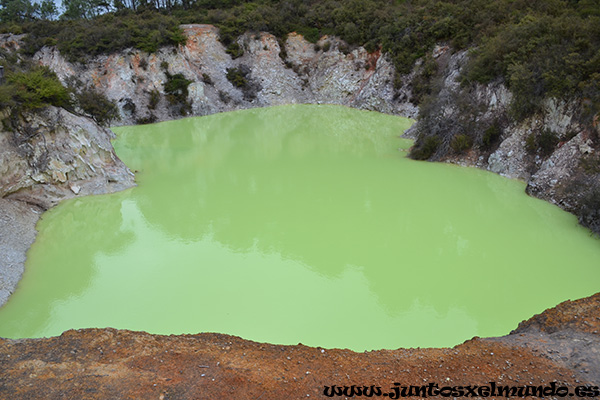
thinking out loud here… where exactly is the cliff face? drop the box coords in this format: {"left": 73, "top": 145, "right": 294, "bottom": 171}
{"left": 35, "top": 24, "right": 418, "bottom": 126}
{"left": 0, "top": 106, "right": 134, "bottom": 208}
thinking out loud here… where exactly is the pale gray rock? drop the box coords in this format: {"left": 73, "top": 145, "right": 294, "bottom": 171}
{"left": 34, "top": 25, "right": 418, "bottom": 124}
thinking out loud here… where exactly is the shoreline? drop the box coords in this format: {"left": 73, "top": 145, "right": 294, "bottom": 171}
{"left": 0, "top": 293, "right": 599, "bottom": 397}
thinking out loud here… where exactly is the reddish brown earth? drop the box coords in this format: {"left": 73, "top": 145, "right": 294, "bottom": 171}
{"left": 1, "top": 294, "right": 599, "bottom": 399}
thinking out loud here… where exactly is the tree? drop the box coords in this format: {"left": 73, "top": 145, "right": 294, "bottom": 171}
{"left": 0, "top": 0, "right": 37, "bottom": 22}
{"left": 61, "top": 0, "right": 112, "bottom": 20}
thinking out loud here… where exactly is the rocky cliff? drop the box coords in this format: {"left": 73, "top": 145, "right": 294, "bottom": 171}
{"left": 35, "top": 24, "right": 418, "bottom": 126}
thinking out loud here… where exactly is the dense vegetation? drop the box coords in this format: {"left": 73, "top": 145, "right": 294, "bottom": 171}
{"left": 0, "top": 0, "right": 599, "bottom": 128}
{"left": 0, "top": 53, "right": 118, "bottom": 125}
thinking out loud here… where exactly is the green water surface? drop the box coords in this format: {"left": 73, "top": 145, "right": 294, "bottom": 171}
{"left": 1, "top": 105, "right": 599, "bottom": 351}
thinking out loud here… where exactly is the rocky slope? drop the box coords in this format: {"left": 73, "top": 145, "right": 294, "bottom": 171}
{"left": 0, "top": 294, "right": 598, "bottom": 399}
{"left": 35, "top": 24, "right": 418, "bottom": 126}
{"left": 0, "top": 106, "right": 134, "bottom": 307}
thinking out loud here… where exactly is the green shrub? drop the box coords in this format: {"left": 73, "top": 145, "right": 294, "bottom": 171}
{"left": 136, "top": 114, "right": 157, "bottom": 124}
{"left": 226, "top": 67, "right": 248, "bottom": 88}
{"left": 163, "top": 72, "right": 192, "bottom": 115}
{"left": 22, "top": 11, "right": 186, "bottom": 62}
{"left": 526, "top": 130, "right": 559, "bottom": 157}
{"left": 410, "top": 135, "right": 441, "bottom": 160}
{"left": 450, "top": 134, "right": 473, "bottom": 154}
{"left": 411, "top": 54, "right": 438, "bottom": 104}
{"left": 538, "top": 129, "right": 559, "bottom": 157}
{"left": 7, "top": 66, "right": 71, "bottom": 110}
{"left": 226, "top": 42, "right": 244, "bottom": 59}
{"left": 148, "top": 89, "right": 160, "bottom": 110}
{"left": 76, "top": 88, "right": 119, "bottom": 126}
{"left": 164, "top": 73, "right": 191, "bottom": 101}
{"left": 525, "top": 133, "right": 537, "bottom": 154}
{"left": 481, "top": 123, "right": 501, "bottom": 150}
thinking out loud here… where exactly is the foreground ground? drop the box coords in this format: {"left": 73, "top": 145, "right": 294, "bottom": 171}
{"left": 0, "top": 293, "right": 598, "bottom": 399}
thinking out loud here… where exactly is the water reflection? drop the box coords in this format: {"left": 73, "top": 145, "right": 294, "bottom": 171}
{"left": 1, "top": 105, "right": 599, "bottom": 350}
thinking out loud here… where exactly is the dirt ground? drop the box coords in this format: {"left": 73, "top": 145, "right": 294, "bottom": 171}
{"left": 0, "top": 293, "right": 599, "bottom": 399}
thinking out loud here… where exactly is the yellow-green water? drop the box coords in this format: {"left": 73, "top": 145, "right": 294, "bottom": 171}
{"left": 1, "top": 105, "right": 599, "bottom": 351}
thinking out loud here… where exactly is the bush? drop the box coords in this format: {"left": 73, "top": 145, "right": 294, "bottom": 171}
{"left": 136, "top": 114, "right": 157, "bottom": 124}
{"left": 410, "top": 135, "right": 441, "bottom": 160}
{"left": 164, "top": 72, "right": 192, "bottom": 101}
{"left": 226, "top": 42, "right": 244, "bottom": 59}
{"left": 538, "top": 129, "right": 559, "bottom": 157}
{"left": 481, "top": 123, "right": 502, "bottom": 150}
{"left": 226, "top": 67, "right": 248, "bottom": 88}
{"left": 76, "top": 88, "right": 120, "bottom": 126}
{"left": 526, "top": 130, "right": 559, "bottom": 157}
{"left": 163, "top": 72, "right": 192, "bottom": 115}
{"left": 450, "top": 134, "right": 472, "bottom": 154}
{"left": 148, "top": 89, "right": 160, "bottom": 110}
{"left": 22, "top": 11, "right": 187, "bottom": 62}
{"left": 7, "top": 66, "right": 71, "bottom": 110}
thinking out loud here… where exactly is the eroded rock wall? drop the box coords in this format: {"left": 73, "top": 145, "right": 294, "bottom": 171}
{"left": 0, "top": 106, "right": 134, "bottom": 208}
{"left": 34, "top": 25, "right": 418, "bottom": 125}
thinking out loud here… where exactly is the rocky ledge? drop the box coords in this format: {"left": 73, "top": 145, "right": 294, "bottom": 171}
{"left": 0, "top": 293, "right": 598, "bottom": 399}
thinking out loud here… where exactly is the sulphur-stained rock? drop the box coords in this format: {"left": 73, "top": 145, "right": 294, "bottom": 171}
{"left": 237, "top": 32, "right": 308, "bottom": 105}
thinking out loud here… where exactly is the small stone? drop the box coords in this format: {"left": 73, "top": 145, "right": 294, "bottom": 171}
{"left": 69, "top": 184, "right": 81, "bottom": 194}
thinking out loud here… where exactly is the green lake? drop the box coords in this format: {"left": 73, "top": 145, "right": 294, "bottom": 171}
{"left": 1, "top": 104, "right": 599, "bottom": 351}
